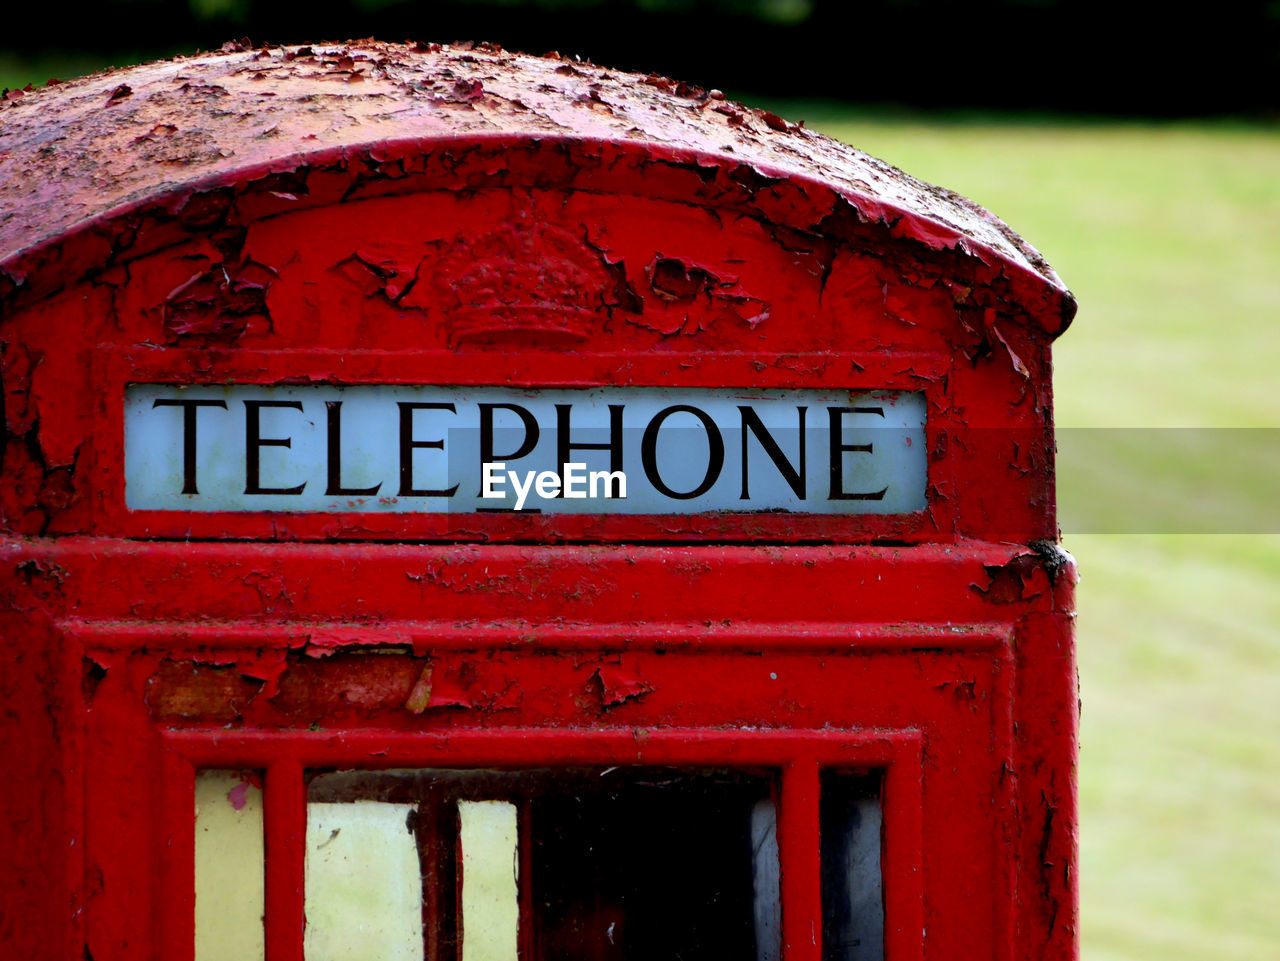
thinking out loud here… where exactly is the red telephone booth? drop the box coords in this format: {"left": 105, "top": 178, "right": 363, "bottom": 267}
{"left": 0, "top": 42, "right": 1078, "bottom": 961}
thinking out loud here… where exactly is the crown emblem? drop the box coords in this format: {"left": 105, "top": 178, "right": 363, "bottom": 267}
{"left": 425, "top": 200, "right": 621, "bottom": 346}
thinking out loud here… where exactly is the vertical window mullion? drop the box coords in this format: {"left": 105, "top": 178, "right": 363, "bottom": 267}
{"left": 161, "top": 751, "right": 196, "bottom": 961}
{"left": 518, "top": 797, "right": 535, "bottom": 961}
{"left": 781, "top": 759, "right": 823, "bottom": 961}
{"left": 417, "top": 786, "right": 442, "bottom": 961}
{"left": 265, "top": 759, "right": 306, "bottom": 961}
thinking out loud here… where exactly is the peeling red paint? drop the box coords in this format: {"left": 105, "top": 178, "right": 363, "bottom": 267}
{"left": 0, "top": 42, "right": 1076, "bottom": 961}
{"left": 643, "top": 255, "right": 770, "bottom": 334}
{"left": 162, "top": 262, "right": 272, "bottom": 344}
{"left": 972, "top": 542, "right": 1073, "bottom": 604}
{"left": 590, "top": 663, "right": 655, "bottom": 707}
{"left": 0, "top": 42, "right": 1073, "bottom": 330}
{"left": 423, "top": 669, "right": 481, "bottom": 710}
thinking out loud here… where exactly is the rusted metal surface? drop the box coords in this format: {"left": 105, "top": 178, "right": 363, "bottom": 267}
{"left": 0, "top": 42, "right": 1077, "bottom": 961}
{"left": 0, "top": 41, "right": 1074, "bottom": 329}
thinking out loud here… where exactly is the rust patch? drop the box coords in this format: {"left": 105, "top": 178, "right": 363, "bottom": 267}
{"left": 147, "top": 660, "right": 265, "bottom": 721}
{"left": 403, "top": 663, "right": 433, "bottom": 713}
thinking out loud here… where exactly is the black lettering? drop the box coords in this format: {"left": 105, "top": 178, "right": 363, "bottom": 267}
{"left": 398, "top": 402, "right": 459, "bottom": 498}
{"left": 325, "top": 401, "right": 381, "bottom": 497}
{"left": 641, "top": 405, "right": 725, "bottom": 500}
{"left": 556, "top": 403, "right": 624, "bottom": 495}
{"left": 152, "top": 398, "right": 227, "bottom": 494}
{"left": 244, "top": 400, "right": 307, "bottom": 495}
{"left": 479, "top": 403, "right": 540, "bottom": 462}
{"left": 739, "top": 405, "right": 806, "bottom": 499}
{"left": 828, "top": 406, "right": 887, "bottom": 501}
{"left": 481, "top": 404, "right": 540, "bottom": 499}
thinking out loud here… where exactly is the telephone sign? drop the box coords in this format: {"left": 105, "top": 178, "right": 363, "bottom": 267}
{"left": 125, "top": 385, "right": 927, "bottom": 514}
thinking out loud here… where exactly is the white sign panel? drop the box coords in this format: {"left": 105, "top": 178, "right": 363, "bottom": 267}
{"left": 125, "top": 385, "right": 926, "bottom": 514}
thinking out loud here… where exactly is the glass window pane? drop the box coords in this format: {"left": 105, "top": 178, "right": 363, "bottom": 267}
{"left": 194, "top": 770, "right": 264, "bottom": 961}
{"left": 532, "top": 768, "right": 775, "bottom": 961}
{"left": 306, "top": 767, "right": 778, "bottom": 961}
{"left": 458, "top": 800, "right": 519, "bottom": 961}
{"left": 304, "top": 801, "right": 424, "bottom": 961}
{"left": 820, "top": 773, "right": 884, "bottom": 961}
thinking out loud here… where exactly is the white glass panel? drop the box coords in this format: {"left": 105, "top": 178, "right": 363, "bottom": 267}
{"left": 194, "top": 770, "right": 265, "bottom": 961}
{"left": 751, "top": 799, "right": 782, "bottom": 961}
{"left": 458, "top": 800, "right": 519, "bottom": 961}
{"left": 304, "top": 801, "right": 423, "bottom": 961}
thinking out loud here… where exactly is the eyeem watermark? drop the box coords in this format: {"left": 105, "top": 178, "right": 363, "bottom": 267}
{"left": 482, "top": 462, "right": 628, "bottom": 511}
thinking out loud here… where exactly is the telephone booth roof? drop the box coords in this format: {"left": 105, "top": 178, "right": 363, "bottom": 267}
{"left": 0, "top": 40, "right": 1075, "bottom": 331}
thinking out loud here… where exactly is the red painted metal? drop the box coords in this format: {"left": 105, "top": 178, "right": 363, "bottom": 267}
{"left": 264, "top": 760, "right": 307, "bottom": 961}
{"left": 781, "top": 760, "right": 823, "bottom": 961}
{"left": 0, "top": 41, "right": 1077, "bottom": 961}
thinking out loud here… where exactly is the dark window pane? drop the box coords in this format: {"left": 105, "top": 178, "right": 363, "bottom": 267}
{"left": 820, "top": 772, "right": 884, "bottom": 961}
{"left": 532, "top": 768, "right": 777, "bottom": 961}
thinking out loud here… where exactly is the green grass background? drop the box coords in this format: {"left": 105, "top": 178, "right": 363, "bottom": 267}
{"left": 784, "top": 109, "right": 1280, "bottom": 961}
{"left": 4, "top": 52, "right": 1279, "bottom": 961}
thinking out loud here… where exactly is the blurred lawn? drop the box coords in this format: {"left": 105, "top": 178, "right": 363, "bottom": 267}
{"left": 1, "top": 51, "right": 134, "bottom": 91}
{"left": 2, "top": 49, "right": 1277, "bottom": 961}
{"left": 785, "top": 107, "right": 1280, "bottom": 961}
